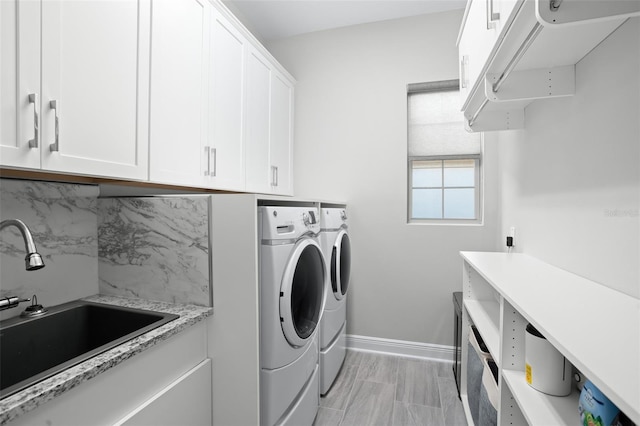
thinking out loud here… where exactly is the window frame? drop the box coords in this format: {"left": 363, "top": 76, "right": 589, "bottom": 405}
{"left": 407, "top": 152, "right": 483, "bottom": 225}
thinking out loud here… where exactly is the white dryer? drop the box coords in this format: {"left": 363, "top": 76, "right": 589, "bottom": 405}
{"left": 258, "top": 205, "right": 326, "bottom": 426}
{"left": 319, "top": 207, "right": 351, "bottom": 395}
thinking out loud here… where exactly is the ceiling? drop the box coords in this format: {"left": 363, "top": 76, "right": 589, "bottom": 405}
{"left": 222, "top": 0, "right": 467, "bottom": 41}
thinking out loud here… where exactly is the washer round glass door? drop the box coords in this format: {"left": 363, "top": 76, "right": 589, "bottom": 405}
{"left": 280, "top": 238, "right": 326, "bottom": 347}
{"left": 330, "top": 230, "right": 351, "bottom": 301}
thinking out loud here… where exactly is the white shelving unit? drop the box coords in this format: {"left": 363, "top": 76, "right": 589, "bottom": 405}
{"left": 502, "top": 369, "right": 580, "bottom": 425}
{"left": 460, "top": 251, "right": 640, "bottom": 425}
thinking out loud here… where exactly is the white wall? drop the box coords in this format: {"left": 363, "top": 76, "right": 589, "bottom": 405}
{"left": 268, "top": 11, "right": 500, "bottom": 346}
{"left": 496, "top": 18, "right": 640, "bottom": 298}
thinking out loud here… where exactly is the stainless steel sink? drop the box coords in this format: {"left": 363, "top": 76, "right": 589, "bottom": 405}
{"left": 0, "top": 300, "right": 179, "bottom": 399}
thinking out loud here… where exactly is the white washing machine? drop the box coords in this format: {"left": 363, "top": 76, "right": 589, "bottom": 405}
{"left": 258, "top": 205, "right": 326, "bottom": 426}
{"left": 319, "top": 207, "right": 351, "bottom": 395}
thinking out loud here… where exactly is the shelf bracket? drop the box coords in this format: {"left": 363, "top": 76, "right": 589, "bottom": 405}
{"left": 465, "top": 109, "right": 525, "bottom": 133}
{"left": 485, "top": 65, "right": 575, "bottom": 102}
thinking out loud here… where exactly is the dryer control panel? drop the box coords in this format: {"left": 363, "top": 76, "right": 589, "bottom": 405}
{"left": 260, "top": 206, "right": 321, "bottom": 240}
{"left": 320, "top": 207, "right": 349, "bottom": 231}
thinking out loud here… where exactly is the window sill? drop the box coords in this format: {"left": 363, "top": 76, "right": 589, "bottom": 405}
{"left": 406, "top": 220, "right": 484, "bottom": 227}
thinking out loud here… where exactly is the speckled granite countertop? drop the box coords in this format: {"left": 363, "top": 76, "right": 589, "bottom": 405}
{"left": 0, "top": 295, "right": 212, "bottom": 425}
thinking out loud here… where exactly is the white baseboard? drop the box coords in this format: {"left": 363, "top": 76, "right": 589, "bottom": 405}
{"left": 346, "top": 334, "right": 454, "bottom": 363}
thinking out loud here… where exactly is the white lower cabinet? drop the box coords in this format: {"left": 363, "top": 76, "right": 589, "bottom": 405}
{"left": 116, "top": 359, "right": 212, "bottom": 426}
{"left": 9, "top": 322, "right": 209, "bottom": 426}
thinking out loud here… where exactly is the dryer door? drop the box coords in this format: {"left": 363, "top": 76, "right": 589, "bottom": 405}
{"left": 280, "top": 238, "right": 326, "bottom": 347}
{"left": 330, "top": 230, "right": 351, "bottom": 301}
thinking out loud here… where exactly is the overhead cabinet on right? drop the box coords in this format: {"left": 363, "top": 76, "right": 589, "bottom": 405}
{"left": 457, "top": 0, "right": 640, "bottom": 132}
{"left": 245, "top": 47, "right": 294, "bottom": 196}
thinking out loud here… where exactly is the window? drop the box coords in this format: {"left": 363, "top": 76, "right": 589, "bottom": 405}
{"left": 407, "top": 80, "right": 482, "bottom": 223}
{"left": 410, "top": 158, "right": 479, "bottom": 219}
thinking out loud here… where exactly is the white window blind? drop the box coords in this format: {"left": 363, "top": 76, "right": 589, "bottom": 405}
{"left": 407, "top": 81, "right": 481, "bottom": 157}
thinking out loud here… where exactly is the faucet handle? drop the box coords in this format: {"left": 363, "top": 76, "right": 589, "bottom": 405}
{"left": 0, "top": 296, "right": 30, "bottom": 311}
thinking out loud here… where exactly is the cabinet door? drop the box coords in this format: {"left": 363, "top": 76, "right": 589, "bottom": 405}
{"left": 459, "top": 0, "right": 500, "bottom": 107}
{"left": 244, "top": 47, "right": 271, "bottom": 194}
{"left": 495, "top": 0, "right": 519, "bottom": 37}
{"left": 207, "top": 9, "right": 246, "bottom": 191}
{"left": 0, "top": 0, "right": 40, "bottom": 169}
{"left": 117, "top": 359, "right": 212, "bottom": 426}
{"left": 459, "top": 0, "right": 521, "bottom": 107}
{"left": 148, "top": 0, "right": 210, "bottom": 187}
{"left": 269, "top": 71, "right": 294, "bottom": 195}
{"left": 40, "top": 0, "right": 150, "bottom": 180}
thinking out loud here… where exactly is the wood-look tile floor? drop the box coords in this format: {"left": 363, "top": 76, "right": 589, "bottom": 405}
{"left": 314, "top": 351, "right": 468, "bottom": 426}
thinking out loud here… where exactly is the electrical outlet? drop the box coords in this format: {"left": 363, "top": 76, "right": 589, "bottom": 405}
{"left": 508, "top": 226, "right": 516, "bottom": 247}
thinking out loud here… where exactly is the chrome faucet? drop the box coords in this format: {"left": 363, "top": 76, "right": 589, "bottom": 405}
{"left": 1, "top": 219, "right": 45, "bottom": 270}
{"left": 0, "top": 219, "right": 45, "bottom": 311}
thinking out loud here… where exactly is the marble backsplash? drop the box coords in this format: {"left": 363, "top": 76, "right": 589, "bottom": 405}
{"left": 97, "top": 196, "right": 211, "bottom": 307}
{"left": 0, "top": 179, "right": 100, "bottom": 320}
{"left": 1, "top": 179, "right": 213, "bottom": 319}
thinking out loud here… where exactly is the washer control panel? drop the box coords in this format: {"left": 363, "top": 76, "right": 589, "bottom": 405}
{"left": 303, "top": 210, "right": 317, "bottom": 227}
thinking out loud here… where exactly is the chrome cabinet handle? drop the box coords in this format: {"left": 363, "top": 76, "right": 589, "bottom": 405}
{"left": 28, "top": 94, "right": 39, "bottom": 148}
{"left": 460, "top": 56, "right": 468, "bottom": 89}
{"left": 211, "top": 148, "right": 217, "bottom": 177}
{"left": 271, "top": 166, "right": 278, "bottom": 187}
{"left": 49, "top": 100, "right": 59, "bottom": 152}
{"left": 204, "top": 146, "right": 210, "bottom": 176}
{"left": 486, "top": 0, "right": 500, "bottom": 29}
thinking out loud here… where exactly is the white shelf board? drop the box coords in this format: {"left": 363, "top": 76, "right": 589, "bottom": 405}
{"left": 460, "top": 251, "right": 640, "bottom": 424}
{"left": 464, "top": 299, "right": 501, "bottom": 365}
{"left": 502, "top": 369, "right": 580, "bottom": 425}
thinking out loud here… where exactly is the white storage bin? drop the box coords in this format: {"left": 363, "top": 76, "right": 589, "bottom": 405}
{"left": 467, "top": 325, "right": 491, "bottom": 425}
{"left": 479, "top": 358, "right": 498, "bottom": 426}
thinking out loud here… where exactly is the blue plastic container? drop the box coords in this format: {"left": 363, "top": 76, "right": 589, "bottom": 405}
{"left": 578, "top": 380, "right": 620, "bottom": 426}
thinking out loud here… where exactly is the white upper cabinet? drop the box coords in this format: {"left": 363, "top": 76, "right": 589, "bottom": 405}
{"left": 458, "top": 0, "right": 639, "bottom": 132}
{"left": 149, "top": 1, "right": 294, "bottom": 195}
{"left": 1, "top": 0, "right": 150, "bottom": 180}
{"left": 207, "top": 8, "right": 247, "bottom": 191}
{"left": 244, "top": 46, "right": 296, "bottom": 195}
{"left": 1, "top": 0, "right": 295, "bottom": 195}
{"left": 269, "top": 71, "right": 294, "bottom": 196}
{"left": 0, "top": 0, "right": 40, "bottom": 169}
{"left": 149, "top": 0, "right": 210, "bottom": 187}
{"left": 458, "top": 0, "right": 518, "bottom": 104}
{"left": 244, "top": 46, "right": 272, "bottom": 194}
